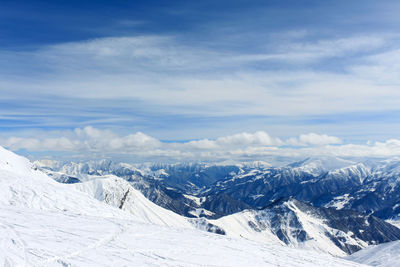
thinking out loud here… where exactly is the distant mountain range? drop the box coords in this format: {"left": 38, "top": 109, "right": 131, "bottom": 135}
{"left": 34, "top": 156, "right": 400, "bottom": 257}
{"left": 6, "top": 146, "right": 361, "bottom": 266}
{"left": 36, "top": 156, "right": 400, "bottom": 221}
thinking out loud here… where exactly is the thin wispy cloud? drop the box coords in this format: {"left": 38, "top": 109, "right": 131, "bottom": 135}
{"left": 1, "top": 34, "right": 398, "bottom": 116}
{"left": 1, "top": 1, "right": 400, "bottom": 161}
{"left": 235, "top": 35, "right": 386, "bottom": 63}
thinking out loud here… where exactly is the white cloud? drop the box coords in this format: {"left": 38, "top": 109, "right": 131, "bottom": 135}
{"left": 110, "top": 132, "right": 161, "bottom": 150}
{"left": 216, "top": 131, "right": 281, "bottom": 146}
{"left": 1, "top": 33, "right": 400, "bottom": 153}
{"left": 286, "top": 133, "right": 342, "bottom": 146}
{"left": 1, "top": 34, "right": 398, "bottom": 119}
{"left": 184, "top": 131, "right": 282, "bottom": 150}
{"left": 234, "top": 36, "right": 386, "bottom": 63}
{"left": 2, "top": 127, "right": 400, "bottom": 162}
{"left": 1, "top": 127, "right": 161, "bottom": 153}
{"left": 185, "top": 139, "right": 220, "bottom": 150}
{"left": 350, "top": 48, "right": 400, "bottom": 85}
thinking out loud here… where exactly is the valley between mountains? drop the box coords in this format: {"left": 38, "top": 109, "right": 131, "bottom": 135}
{"left": 1, "top": 146, "right": 400, "bottom": 266}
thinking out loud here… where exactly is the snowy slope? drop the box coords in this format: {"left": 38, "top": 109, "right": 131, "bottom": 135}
{"left": 35, "top": 156, "right": 400, "bottom": 221}
{"left": 34, "top": 159, "right": 146, "bottom": 182}
{"left": 387, "top": 219, "right": 400, "bottom": 229}
{"left": 0, "top": 206, "right": 367, "bottom": 267}
{"left": 210, "top": 209, "right": 284, "bottom": 245}
{"left": 289, "top": 156, "right": 355, "bottom": 175}
{"left": 1, "top": 145, "right": 191, "bottom": 228}
{"left": 73, "top": 175, "right": 192, "bottom": 228}
{"left": 211, "top": 198, "right": 400, "bottom": 257}
{"left": 0, "top": 147, "right": 129, "bottom": 219}
{"left": 0, "top": 146, "right": 366, "bottom": 266}
{"left": 211, "top": 204, "right": 349, "bottom": 256}
{"left": 35, "top": 159, "right": 206, "bottom": 218}
{"left": 347, "top": 240, "right": 400, "bottom": 267}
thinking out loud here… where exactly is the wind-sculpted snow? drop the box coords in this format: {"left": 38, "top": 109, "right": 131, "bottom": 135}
{"left": 0, "top": 150, "right": 129, "bottom": 220}
{"left": 0, "top": 146, "right": 367, "bottom": 266}
{"left": 347, "top": 240, "right": 400, "bottom": 267}
{"left": 0, "top": 146, "right": 36, "bottom": 176}
{"left": 0, "top": 207, "right": 367, "bottom": 267}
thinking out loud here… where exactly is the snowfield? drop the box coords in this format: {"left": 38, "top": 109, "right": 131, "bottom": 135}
{"left": 347, "top": 241, "right": 400, "bottom": 267}
{"left": 0, "top": 146, "right": 380, "bottom": 266}
{"left": 1, "top": 206, "right": 367, "bottom": 267}
{"left": 387, "top": 219, "right": 400, "bottom": 229}
{"left": 73, "top": 175, "right": 193, "bottom": 228}
{"left": 211, "top": 203, "right": 359, "bottom": 257}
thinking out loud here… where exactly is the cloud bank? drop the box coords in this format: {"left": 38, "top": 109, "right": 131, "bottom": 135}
{"left": 2, "top": 126, "right": 400, "bottom": 163}
{"left": 2, "top": 32, "right": 400, "bottom": 145}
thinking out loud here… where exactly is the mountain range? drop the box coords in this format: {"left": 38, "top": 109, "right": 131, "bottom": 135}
{"left": 3, "top": 146, "right": 366, "bottom": 266}
{"left": 36, "top": 156, "right": 400, "bottom": 220}
{"left": 32, "top": 155, "right": 400, "bottom": 259}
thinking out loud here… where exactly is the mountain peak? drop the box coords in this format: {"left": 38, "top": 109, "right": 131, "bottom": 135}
{"left": 287, "top": 156, "right": 355, "bottom": 175}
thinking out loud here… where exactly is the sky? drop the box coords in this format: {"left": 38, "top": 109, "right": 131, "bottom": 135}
{"left": 1, "top": 0, "right": 400, "bottom": 163}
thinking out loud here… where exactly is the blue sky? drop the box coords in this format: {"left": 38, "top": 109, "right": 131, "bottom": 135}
{"left": 1, "top": 0, "right": 400, "bottom": 162}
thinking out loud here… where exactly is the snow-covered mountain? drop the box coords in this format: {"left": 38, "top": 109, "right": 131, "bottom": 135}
{"left": 1, "top": 146, "right": 369, "bottom": 266}
{"left": 288, "top": 156, "right": 356, "bottom": 175}
{"left": 0, "top": 148, "right": 129, "bottom": 219}
{"left": 35, "top": 156, "right": 400, "bottom": 224}
{"left": 387, "top": 219, "right": 400, "bottom": 229}
{"left": 73, "top": 175, "right": 192, "bottom": 228}
{"left": 347, "top": 240, "right": 400, "bottom": 267}
{"left": 192, "top": 157, "right": 400, "bottom": 220}
{"left": 211, "top": 198, "right": 400, "bottom": 257}
{"left": 37, "top": 159, "right": 207, "bottom": 218}
{"left": 1, "top": 148, "right": 194, "bottom": 229}
{"left": 29, "top": 155, "right": 400, "bottom": 261}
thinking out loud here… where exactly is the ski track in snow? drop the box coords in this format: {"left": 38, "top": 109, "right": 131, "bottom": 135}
{"left": 0, "top": 220, "right": 31, "bottom": 266}
{"left": 0, "top": 146, "right": 376, "bottom": 266}
{"left": 0, "top": 206, "right": 368, "bottom": 267}
{"left": 36, "top": 219, "right": 129, "bottom": 266}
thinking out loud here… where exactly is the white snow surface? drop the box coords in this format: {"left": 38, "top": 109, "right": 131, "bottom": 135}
{"left": 386, "top": 219, "right": 400, "bottom": 229}
{"left": 183, "top": 194, "right": 203, "bottom": 206}
{"left": 212, "top": 200, "right": 368, "bottom": 257}
{"left": 347, "top": 240, "right": 400, "bottom": 267}
{"left": 0, "top": 146, "right": 366, "bottom": 266}
{"left": 188, "top": 208, "right": 215, "bottom": 218}
{"left": 73, "top": 175, "right": 192, "bottom": 228}
{"left": 0, "top": 148, "right": 129, "bottom": 219}
{"left": 211, "top": 209, "right": 283, "bottom": 245}
{"left": 326, "top": 193, "right": 353, "bottom": 209}
{"left": 1, "top": 206, "right": 366, "bottom": 267}
{"left": 292, "top": 156, "right": 355, "bottom": 175}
